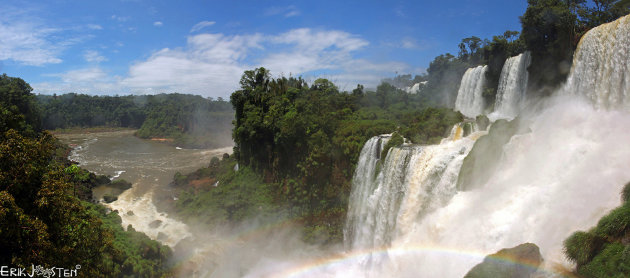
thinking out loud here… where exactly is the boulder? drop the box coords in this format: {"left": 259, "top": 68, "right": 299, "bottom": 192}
{"left": 149, "top": 220, "right": 163, "bottom": 229}
{"left": 103, "top": 194, "right": 118, "bottom": 203}
{"left": 464, "top": 243, "right": 543, "bottom": 278}
{"left": 457, "top": 118, "right": 521, "bottom": 191}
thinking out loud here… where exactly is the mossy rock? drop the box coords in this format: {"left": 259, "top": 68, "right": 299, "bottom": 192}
{"left": 110, "top": 179, "right": 132, "bottom": 190}
{"left": 103, "top": 194, "right": 118, "bottom": 203}
{"left": 464, "top": 243, "right": 543, "bottom": 278}
{"left": 475, "top": 114, "right": 490, "bottom": 131}
{"left": 381, "top": 133, "right": 404, "bottom": 159}
{"left": 457, "top": 118, "right": 520, "bottom": 191}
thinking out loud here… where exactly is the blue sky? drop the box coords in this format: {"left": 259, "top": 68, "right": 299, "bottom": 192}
{"left": 0, "top": 0, "right": 528, "bottom": 98}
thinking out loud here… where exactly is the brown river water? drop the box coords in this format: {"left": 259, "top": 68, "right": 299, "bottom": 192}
{"left": 57, "top": 130, "right": 232, "bottom": 247}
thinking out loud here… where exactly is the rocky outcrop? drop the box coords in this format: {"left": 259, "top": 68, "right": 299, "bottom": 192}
{"left": 457, "top": 118, "right": 521, "bottom": 191}
{"left": 464, "top": 243, "right": 543, "bottom": 278}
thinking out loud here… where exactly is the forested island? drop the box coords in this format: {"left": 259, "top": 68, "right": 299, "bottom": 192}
{"left": 1, "top": 0, "right": 630, "bottom": 277}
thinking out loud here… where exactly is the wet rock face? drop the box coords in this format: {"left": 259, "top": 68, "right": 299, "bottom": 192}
{"left": 103, "top": 194, "right": 118, "bottom": 203}
{"left": 464, "top": 243, "right": 543, "bottom": 278}
{"left": 149, "top": 220, "right": 163, "bottom": 229}
{"left": 457, "top": 118, "right": 520, "bottom": 191}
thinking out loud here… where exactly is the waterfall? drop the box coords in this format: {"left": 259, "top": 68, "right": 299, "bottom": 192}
{"left": 455, "top": 65, "right": 488, "bottom": 118}
{"left": 344, "top": 135, "right": 391, "bottom": 249}
{"left": 241, "top": 14, "right": 630, "bottom": 278}
{"left": 333, "top": 15, "right": 630, "bottom": 278}
{"left": 404, "top": 83, "right": 420, "bottom": 94}
{"left": 493, "top": 52, "right": 531, "bottom": 119}
{"left": 563, "top": 14, "right": 630, "bottom": 110}
{"left": 344, "top": 128, "right": 482, "bottom": 252}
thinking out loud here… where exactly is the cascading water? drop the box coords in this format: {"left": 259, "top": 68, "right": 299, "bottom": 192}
{"left": 242, "top": 15, "right": 630, "bottom": 278}
{"left": 332, "top": 14, "right": 630, "bottom": 278}
{"left": 344, "top": 135, "right": 392, "bottom": 250}
{"left": 455, "top": 65, "right": 488, "bottom": 118}
{"left": 563, "top": 15, "right": 630, "bottom": 109}
{"left": 344, "top": 126, "right": 484, "bottom": 254}
{"left": 492, "top": 51, "right": 531, "bottom": 119}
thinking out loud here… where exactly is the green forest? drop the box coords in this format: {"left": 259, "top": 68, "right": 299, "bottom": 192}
{"left": 1, "top": 0, "right": 629, "bottom": 277}
{"left": 37, "top": 93, "right": 233, "bottom": 148}
{"left": 0, "top": 74, "right": 172, "bottom": 276}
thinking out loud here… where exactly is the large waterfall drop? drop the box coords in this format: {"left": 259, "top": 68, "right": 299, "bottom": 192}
{"left": 454, "top": 65, "right": 488, "bottom": 118}
{"left": 492, "top": 52, "right": 531, "bottom": 119}
{"left": 335, "top": 14, "right": 630, "bottom": 278}
{"left": 345, "top": 125, "right": 484, "bottom": 252}
{"left": 563, "top": 15, "right": 630, "bottom": 110}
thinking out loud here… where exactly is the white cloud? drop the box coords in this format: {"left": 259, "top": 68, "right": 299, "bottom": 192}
{"left": 57, "top": 67, "right": 108, "bottom": 83}
{"left": 35, "top": 67, "right": 123, "bottom": 95}
{"left": 119, "top": 28, "right": 406, "bottom": 97}
{"left": 111, "top": 15, "right": 130, "bottom": 22}
{"left": 87, "top": 24, "right": 103, "bottom": 30}
{"left": 34, "top": 28, "right": 410, "bottom": 98}
{"left": 265, "top": 5, "right": 301, "bottom": 18}
{"left": 261, "top": 28, "right": 370, "bottom": 74}
{"left": 0, "top": 20, "right": 62, "bottom": 66}
{"left": 121, "top": 33, "right": 263, "bottom": 96}
{"left": 153, "top": 21, "right": 163, "bottom": 27}
{"left": 401, "top": 37, "right": 419, "bottom": 49}
{"left": 84, "top": 50, "right": 107, "bottom": 63}
{"left": 190, "top": 21, "right": 215, "bottom": 33}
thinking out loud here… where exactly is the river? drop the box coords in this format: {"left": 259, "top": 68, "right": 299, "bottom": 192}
{"left": 57, "top": 130, "right": 232, "bottom": 247}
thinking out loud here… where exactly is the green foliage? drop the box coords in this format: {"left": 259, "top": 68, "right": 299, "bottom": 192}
{"left": 577, "top": 242, "right": 630, "bottom": 278}
{"left": 228, "top": 68, "right": 463, "bottom": 243}
{"left": 37, "top": 93, "right": 233, "bottom": 149}
{"left": 564, "top": 231, "right": 605, "bottom": 266}
{"left": 84, "top": 203, "right": 172, "bottom": 277}
{"left": 563, "top": 185, "right": 630, "bottom": 277}
{"left": 0, "top": 74, "right": 41, "bottom": 138}
{"left": 520, "top": 0, "right": 578, "bottom": 91}
{"left": 381, "top": 133, "right": 404, "bottom": 159}
{"left": 578, "top": 0, "right": 630, "bottom": 29}
{"left": 594, "top": 203, "right": 630, "bottom": 239}
{"left": 175, "top": 159, "right": 275, "bottom": 225}
{"left": 134, "top": 93, "right": 233, "bottom": 148}
{"left": 622, "top": 181, "right": 630, "bottom": 203}
{"left": 1, "top": 75, "right": 170, "bottom": 276}
{"left": 423, "top": 53, "right": 471, "bottom": 106}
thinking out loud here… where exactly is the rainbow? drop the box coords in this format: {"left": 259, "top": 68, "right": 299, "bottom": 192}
{"left": 169, "top": 214, "right": 573, "bottom": 277}
{"left": 264, "top": 244, "right": 566, "bottom": 278}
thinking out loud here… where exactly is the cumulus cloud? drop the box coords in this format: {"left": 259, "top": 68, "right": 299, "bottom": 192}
{"left": 84, "top": 50, "right": 107, "bottom": 63}
{"left": 190, "top": 21, "right": 215, "bottom": 33}
{"left": 153, "top": 21, "right": 163, "bottom": 27}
